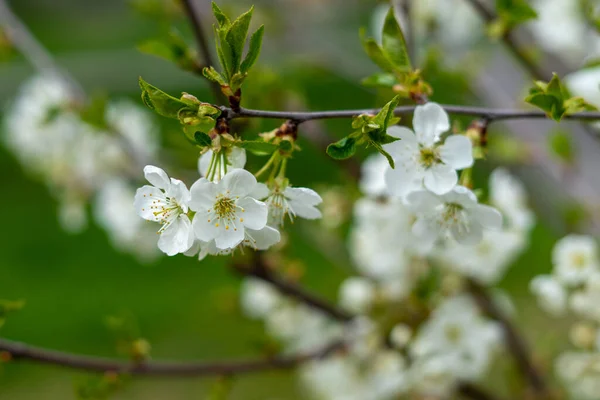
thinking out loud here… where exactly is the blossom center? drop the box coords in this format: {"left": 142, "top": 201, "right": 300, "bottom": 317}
{"left": 152, "top": 196, "right": 183, "bottom": 233}
{"left": 444, "top": 324, "right": 463, "bottom": 343}
{"left": 268, "top": 190, "right": 293, "bottom": 226}
{"left": 571, "top": 253, "right": 587, "bottom": 269}
{"left": 214, "top": 196, "right": 236, "bottom": 219}
{"left": 442, "top": 203, "right": 464, "bottom": 223}
{"left": 419, "top": 147, "right": 441, "bottom": 169}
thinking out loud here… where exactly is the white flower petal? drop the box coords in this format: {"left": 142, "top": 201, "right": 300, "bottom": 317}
{"left": 189, "top": 178, "right": 218, "bottom": 212}
{"left": 168, "top": 178, "right": 191, "bottom": 209}
{"left": 383, "top": 129, "right": 419, "bottom": 160}
{"left": 192, "top": 211, "right": 220, "bottom": 242}
{"left": 215, "top": 225, "right": 245, "bottom": 249}
{"left": 134, "top": 185, "right": 165, "bottom": 221}
{"left": 384, "top": 164, "right": 422, "bottom": 198}
{"left": 251, "top": 182, "right": 270, "bottom": 200}
{"left": 198, "top": 150, "right": 213, "bottom": 176}
{"left": 291, "top": 202, "right": 322, "bottom": 219}
{"left": 411, "top": 218, "right": 438, "bottom": 248}
{"left": 220, "top": 169, "right": 257, "bottom": 197}
{"left": 158, "top": 215, "right": 194, "bottom": 256}
{"left": 245, "top": 226, "right": 281, "bottom": 250}
{"left": 413, "top": 103, "right": 450, "bottom": 146}
{"left": 284, "top": 187, "right": 322, "bottom": 206}
{"left": 228, "top": 147, "right": 247, "bottom": 169}
{"left": 238, "top": 197, "right": 268, "bottom": 230}
{"left": 474, "top": 205, "right": 503, "bottom": 230}
{"left": 451, "top": 222, "right": 483, "bottom": 245}
{"left": 143, "top": 165, "right": 170, "bottom": 189}
{"left": 423, "top": 164, "right": 457, "bottom": 195}
{"left": 406, "top": 190, "right": 443, "bottom": 213}
{"left": 439, "top": 135, "right": 473, "bottom": 169}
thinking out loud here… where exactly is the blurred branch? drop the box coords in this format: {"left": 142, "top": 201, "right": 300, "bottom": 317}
{"left": 234, "top": 253, "right": 354, "bottom": 322}
{"left": 458, "top": 382, "right": 505, "bottom": 400}
{"left": 0, "top": 0, "right": 85, "bottom": 102}
{"left": 463, "top": 0, "right": 549, "bottom": 80}
{"left": 466, "top": 279, "right": 550, "bottom": 398}
{"left": 180, "top": 0, "right": 226, "bottom": 104}
{"left": 221, "top": 105, "right": 600, "bottom": 123}
{"left": 0, "top": 337, "right": 343, "bottom": 376}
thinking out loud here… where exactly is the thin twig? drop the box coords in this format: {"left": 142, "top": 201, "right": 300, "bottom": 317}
{"left": 0, "top": 0, "right": 86, "bottom": 101}
{"left": 458, "top": 382, "right": 505, "bottom": 400}
{"left": 180, "top": 0, "right": 226, "bottom": 104}
{"left": 235, "top": 254, "right": 354, "bottom": 322}
{"left": 0, "top": 337, "right": 343, "bottom": 376}
{"left": 466, "top": 279, "right": 549, "bottom": 397}
{"left": 220, "top": 105, "right": 600, "bottom": 123}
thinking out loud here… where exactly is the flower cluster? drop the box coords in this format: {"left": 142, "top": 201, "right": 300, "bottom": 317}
{"left": 134, "top": 147, "right": 323, "bottom": 258}
{"left": 530, "top": 235, "right": 600, "bottom": 399}
{"left": 3, "top": 75, "right": 160, "bottom": 260}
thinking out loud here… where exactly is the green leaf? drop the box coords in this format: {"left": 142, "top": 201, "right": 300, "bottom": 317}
{"left": 240, "top": 25, "right": 264, "bottom": 74}
{"left": 362, "top": 73, "right": 398, "bottom": 88}
{"left": 371, "top": 141, "right": 395, "bottom": 168}
{"left": 548, "top": 130, "right": 575, "bottom": 163}
{"left": 225, "top": 6, "right": 254, "bottom": 72}
{"left": 239, "top": 140, "right": 278, "bottom": 155}
{"left": 211, "top": 2, "right": 230, "bottom": 28}
{"left": 279, "top": 140, "right": 293, "bottom": 152}
{"left": 80, "top": 93, "right": 108, "bottom": 129}
{"left": 372, "top": 95, "right": 401, "bottom": 130}
{"left": 203, "top": 66, "right": 228, "bottom": 86}
{"left": 381, "top": 7, "right": 411, "bottom": 71}
{"left": 496, "top": 0, "right": 538, "bottom": 30}
{"left": 214, "top": 25, "right": 233, "bottom": 79}
{"left": 194, "top": 132, "right": 213, "bottom": 147}
{"left": 326, "top": 136, "right": 357, "bottom": 159}
{"left": 360, "top": 29, "right": 395, "bottom": 73}
{"left": 139, "top": 77, "right": 197, "bottom": 119}
{"left": 137, "top": 30, "right": 196, "bottom": 71}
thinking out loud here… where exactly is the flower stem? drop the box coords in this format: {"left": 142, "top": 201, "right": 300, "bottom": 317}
{"left": 254, "top": 151, "right": 278, "bottom": 179}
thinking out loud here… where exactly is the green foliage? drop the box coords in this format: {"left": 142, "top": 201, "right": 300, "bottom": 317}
{"left": 326, "top": 136, "right": 357, "bottom": 160}
{"left": 0, "top": 27, "right": 16, "bottom": 62}
{"left": 79, "top": 94, "right": 109, "bottom": 130}
{"left": 194, "top": 131, "right": 213, "bottom": 147}
{"left": 525, "top": 73, "right": 597, "bottom": 121}
{"left": 381, "top": 7, "right": 411, "bottom": 71}
{"left": 548, "top": 130, "right": 575, "bottom": 164}
{"left": 238, "top": 140, "right": 279, "bottom": 155}
{"left": 327, "top": 96, "right": 401, "bottom": 166}
{"left": 139, "top": 77, "right": 221, "bottom": 142}
{"left": 74, "top": 374, "right": 126, "bottom": 400}
{"left": 582, "top": 0, "right": 600, "bottom": 33}
{"left": 130, "top": 0, "right": 182, "bottom": 20}
{"left": 0, "top": 299, "right": 25, "bottom": 329}
{"left": 489, "top": 0, "right": 538, "bottom": 37}
{"left": 138, "top": 29, "right": 198, "bottom": 72}
{"left": 206, "top": 2, "right": 265, "bottom": 95}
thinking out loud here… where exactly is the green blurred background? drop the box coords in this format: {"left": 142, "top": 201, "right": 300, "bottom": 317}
{"left": 0, "top": 0, "right": 570, "bottom": 398}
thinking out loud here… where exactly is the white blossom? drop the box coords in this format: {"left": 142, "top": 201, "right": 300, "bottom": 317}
{"left": 571, "top": 274, "right": 600, "bottom": 322}
{"left": 134, "top": 165, "right": 194, "bottom": 256}
{"left": 252, "top": 182, "right": 322, "bottom": 227}
{"left": 389, "top": 324, "right": 412, "bottom": 349}
{"left": 240, "top": 278, "right": 282, "bottom": 320}
{"left": 489, "top": 168, "right": 535, "bottom": 232}
{"left": 530, "top": 275, "right": 568, "bottom": 316}
{"left": 189, "top": 169, "right": 269, "bottom": 250}
{"left": 359, "top": 153, "right": 390, "bottom": 197}
{"left": 338, "top": 277, "right": 377, "bottom": 314}
{"left": 385, "top": 103, "right": 473, "bottom": 197}
{"left": 553, "top": 234, "right": 599, "bottom": 286}
{"left": 556, "top": 352, "right": 600, "bottom": 400}
{"left": 406, "top": 186, "right": 502, "bottom": 246}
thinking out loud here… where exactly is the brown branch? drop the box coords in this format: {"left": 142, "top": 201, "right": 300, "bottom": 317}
{"left": 220, "top": 105, "right": 600, "bottom": 123}
{"left": 234, "top": 254, "right": 353, "bottom": 322}
{"left": 180, "top": 0, "right": 226, "bottom": 104}
{"left": 466, "top": 279, "right": 550, "bottom": 398}
{"left": 458, "top": 382, "right": 505, "bottom": 400}
{"left": 0, "top": 337, "right": 344, "bottom": 376}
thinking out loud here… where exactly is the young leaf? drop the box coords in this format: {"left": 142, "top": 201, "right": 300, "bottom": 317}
{"left": 548, "top": 130, "right": 575, "bottom": 164}
{"left": 360, "top": 29, "right": 395, "bottom": 73}
{"left": 139, "top": 77, "right": 197, "bottom": 119}
{"left": 239, "top": 140, "right": 278, "bottom": 155}
{"left": 371, "top": 141, "right": 395, "bottom": 169}
{"left": 381, "top": 7, "right": 411, "bottom": 71}
{"left": 225, "top": 6, "right": 254, "bottom": 72}
{"left": 194, "top": 132, "right": 213, "bottom": 147}
{"left": 496, "top": 0, "right": 538, "bottom": 30}
{"left": 326, "top": 136, "right": 357, "bottom": 160}
{"left": 203, "top": 66, "right": 228, "bottom": 85}
{"left": 240, "top": 25, "right": 265, "bottom": 74}
{"left": 362, "top": 73, "right": 397, "bottom": 88}
{"left": 211, "top": 2, "right": 230, "bottom": 28}
{"left": 372, "top": 95, "right": 401, "bottom": 130}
